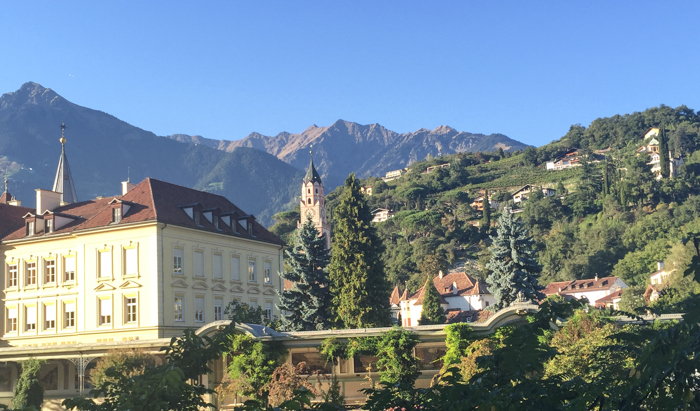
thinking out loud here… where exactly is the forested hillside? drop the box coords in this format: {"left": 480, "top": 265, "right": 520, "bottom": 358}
{"left": 272, "top": 105, "right": 700, "bottom": 308}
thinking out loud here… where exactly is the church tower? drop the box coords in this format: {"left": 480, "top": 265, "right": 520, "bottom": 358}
{"left": 299, "top": 152, "right": 331, "bottom": 248}
{"left": 52, "top": 122, "right": 78, "bottom": 204}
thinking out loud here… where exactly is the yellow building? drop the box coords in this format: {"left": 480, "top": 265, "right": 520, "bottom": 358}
{"left": 0, "top": 133, "right": 285, "bottom": 406}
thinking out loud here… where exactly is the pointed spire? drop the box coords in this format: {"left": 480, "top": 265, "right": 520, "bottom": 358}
{"left": 0, "top": 177, "right": 10, "bottom": 204}
{"left": 52, "top": 122, "right": 78, "bottom": 204}
{"left": 303, "top": 150, "right": 322, "bottom": 184}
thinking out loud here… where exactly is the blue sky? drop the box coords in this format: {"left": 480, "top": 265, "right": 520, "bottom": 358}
{"left": 2, "top": 1, "right": 699, "bottom": 146}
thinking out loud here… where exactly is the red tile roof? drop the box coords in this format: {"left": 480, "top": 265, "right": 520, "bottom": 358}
{"left": 0, "top": 203, "right": 35, "bottom": 239}
{"left": 543, "top": 277, "right": 621, "bottom": 296}
{"left": 0, "top": 178, "right": 284, "bottom": 246}
{"left": 446, "top": 309, "right": 493, "bottom": 324}
{"left": 408, "top": 272, "right": 490, "bottom": 304}
{"left": 390, "top": 286, "right": 401, "bottom": 306}
{"left": 594, "top": 289, "right": 624, "bottom": 306}
{"left": 0, "top": 192, "right": 12, "bottom": 204}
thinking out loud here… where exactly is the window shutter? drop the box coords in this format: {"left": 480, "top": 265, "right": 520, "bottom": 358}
{"left": 231, "top": 257, "right": 240, "bottom": 281}
{"left": 8, "top": 308, "right": 17, "bottom": 319}
{"left": 100, "top": 251, "right": 112, "bottom": 277}
{"left": 213, "top": 254, "right": 223, "bottom": 279}
{"left": 26, "top": 306, "right": 36, "bottom": 323}
{"left": 100, "top": 299, "right": 112, "bottom": 316}
{"left": 125, "top": 248, "right": 137, "bottom": 275}
{"left": 45, "top": 305, "right": 56, "bottom": 321}
{"left": 194, "top": 251, "right": 204, "bottom": 277}
{"left": 65, "top": 257, "right": 75, "bottom": 273}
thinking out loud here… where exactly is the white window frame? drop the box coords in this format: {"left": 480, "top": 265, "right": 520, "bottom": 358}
{"left": 26, "top": 261, "right": 37, "bottom": 286}
{"left": 64, "top": 256, "right": 76, "bottom": 282}
{"left": 125, "top": 296, "right": 137, "bottom": 323}
{"left": 7, "top": 307, "right": 17, "bottom": 332}
{"left": 264, "top": 261, "right": 272, "bottom": 284}
{"left": 194, "top": 296, "right": 205, "bottom": 323}
{"left": 214, "top": 297, "right": 224, "bottom": 321}
{"left": 7, "top": 263, "right": 18, "bottom": 287}
{"left": 174, "top": 296, "right": 184, "bottom": 322}
{"left": 64, "top": 302, "right": 76, "bottom": 328}
{"left": 248, "top": 259, "right": 256, "bottom": 282}
{"left": 25, "top": 305, "right": 36, "bottom": 331}
{"left": 173, "top": 248, "right": 184, "bottom": 275}
{"left": 99, "top": 298, "right": 112, "bottom": 325}
{"left": 45, "top": 259, "right": 56, "bottom": 283}
{"left": 44, "top": 304, "right": 56, "bottom": 330}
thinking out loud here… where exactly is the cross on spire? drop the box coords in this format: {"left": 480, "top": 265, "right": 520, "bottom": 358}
{"left": 60, "top": 121, "right": 67, "bottom": 145}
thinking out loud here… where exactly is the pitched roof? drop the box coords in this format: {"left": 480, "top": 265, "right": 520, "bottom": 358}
{"left": 408, "top": 272, "right": 490, "bottom": 304}
{"left": 390, "top": 286, "right": 401, "bottom": 306}
{"left": 543, "top": 277, "right": 622, "bottom": 295}
{"left": 303, "top": 155, "right": 322, "bottom": 184}
{"left": 1, "top": 178, "right": 285, "bottom": 246}
{"left": 446, "top": 309, "right": 493, "bottom": 324}
{"left": 0, "top": 203, "right": 35, "bottom": 239}
{"left": 0, "top": 192, "right": 11, "bottom": 204}
{"left": 595, "top": 289, "right": 624, "bottom": 305}
{"left": 52, "top": 139, "right": 78, "bottom": 204}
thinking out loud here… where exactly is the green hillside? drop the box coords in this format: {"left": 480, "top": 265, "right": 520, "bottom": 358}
{"left": 295, "top": 105, "right": 700, "bottom": 307}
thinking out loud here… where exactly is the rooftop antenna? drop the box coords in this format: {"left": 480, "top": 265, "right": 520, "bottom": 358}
{"left": 3, "top": 177, "right": 7, "bottom": 193}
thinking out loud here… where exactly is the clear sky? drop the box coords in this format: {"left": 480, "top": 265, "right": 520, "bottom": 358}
{"left": 2, "top": 1, "right": 699, "bottom": 147}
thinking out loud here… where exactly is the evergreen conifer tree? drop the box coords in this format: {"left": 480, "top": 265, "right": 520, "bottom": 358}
{"left": 12, "top": 358, "right": 44, "bottom": 410}
{"left": 556, "top": 181, "right": 567, "bottom": 196}
{"left": 277, "top": 216, "right": 332, "bottom": 331}
{"left": 419, "top": 278, "right": 446, "bottom": 325}
{"left": 329, "top": 173, "right": 391, "bottom": 328}
{"left": 485, "top": 211, "right": 545, "bottom": 310}
{"left": 481, "top": 189, "right": 491, "bottom": 236}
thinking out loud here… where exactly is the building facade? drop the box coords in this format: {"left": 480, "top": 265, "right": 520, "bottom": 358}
{"left": 0, "top": 133, "right": 285, "bottom": 407}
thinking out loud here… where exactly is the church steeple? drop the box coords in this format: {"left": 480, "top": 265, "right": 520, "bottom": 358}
{"left": 303, "top": 151, "right": 323, "bottom": 184}
{"left": 300, "top": 151, "right": 330, "bottom": 248}
{"left": 52, "top": 122, "right": 78, "bottom": 204}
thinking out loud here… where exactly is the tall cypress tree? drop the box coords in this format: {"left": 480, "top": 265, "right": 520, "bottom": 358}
{"left": 329, "top": 173, "right": 391, "bottom": 328}
{"left": 485, "top": 211, "right": 544, "bottom": 310}
{"left": 481, "top": 189, "right": 491, "bottom": 236}
{"left": 277, "top": 216, "right": 332, "bottom": 331}
{"left": 418, "top": 278, "right": 446, "bottom": 325}
{"left": 659, "top": 126, "right": 670, "bottom": 179}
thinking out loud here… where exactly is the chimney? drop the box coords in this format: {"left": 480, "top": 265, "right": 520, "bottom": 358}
{"left": 122, "top": 181, "right": 136, "bottom": 195}
{"left": 452, "top": 281, "right": 458, "bottom": 295}
{"left": 595, "top": 275, "right": 598, "bottom": 281}
{"left": 438, "top": 270, "right": 444, "bottom": 279}
{"left": 36, "top": 189, "right": 62, "bottom": 214}
{"left": 657, "top": 261, "right": 664, "bottom": 271}
{"left": 8, "top": 197, "right": 21, "bottom": 207}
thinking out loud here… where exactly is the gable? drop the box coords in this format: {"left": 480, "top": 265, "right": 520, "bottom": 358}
{"left": 119, "top": 280, "right": 142, "bottom": 289}
{"left": 171, "top": 279, "right": 189, "bottom": 289}
{"left": 94, "top": 283, "right": 117, "bottom": 292}
{"left": 192, "top": 281, "right": 208, "bottom": 290}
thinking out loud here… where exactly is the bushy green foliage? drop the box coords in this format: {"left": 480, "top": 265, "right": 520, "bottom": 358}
{"left": 225, "top": 334, "right": 288, "bottom": 401}
{"left": 278, "top": 216, "right": 332, "bottom": 331}
{"left": 12, "top": 358, "right": 44, "bottom": 410}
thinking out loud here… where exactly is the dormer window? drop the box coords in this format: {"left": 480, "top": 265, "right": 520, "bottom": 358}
{"left": 46, "top": 219, "right": 53, "bottom": 234}
{"left": 194, "top": 211, "right": 200, "bottom": 226}
{"left": 26, "top": 221, "right": 34, "bottom": 236}
{"left": 112, "top": 207, "right": 122, "bottom": 223}
{"left": 214, "top": 218, "right": 219, "bottom": 230}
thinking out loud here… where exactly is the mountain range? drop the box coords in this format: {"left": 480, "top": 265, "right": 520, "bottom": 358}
{"left": 167, "top": 121, "right": 528, "bottom": 190}
{"left": 0, "top": 82, "right": 527, "bottom": 225}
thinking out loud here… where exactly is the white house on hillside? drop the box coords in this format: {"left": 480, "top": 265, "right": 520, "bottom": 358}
{"left": 543, "top": 276, "right": 628, "bottom": 306}
{"left": 512, "top": 185, "right": 556, "bottom": 203}
{"left": 397, "top": 271, "right": 495, "bottom": 327}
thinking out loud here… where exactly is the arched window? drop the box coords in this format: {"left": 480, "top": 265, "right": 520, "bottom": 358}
{"left": 315, "top": 188, "right": 318, "bottom": 194}
{"left": 308, "top": 189, "right": 311, "bottom": 194}
{"left": 307, "top": 198, "right": 312, "bottom": 205}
